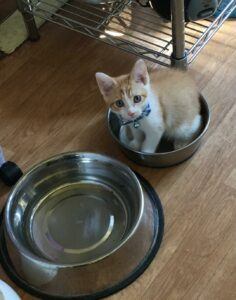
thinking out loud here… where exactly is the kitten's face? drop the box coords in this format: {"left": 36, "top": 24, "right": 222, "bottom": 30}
{"left": 96, "top": 59, "right": 150, "bottom": 121}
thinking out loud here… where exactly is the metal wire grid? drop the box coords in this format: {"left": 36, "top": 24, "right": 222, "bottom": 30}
{"left": 23, "top": 0, "right": 236, "bottom": 67}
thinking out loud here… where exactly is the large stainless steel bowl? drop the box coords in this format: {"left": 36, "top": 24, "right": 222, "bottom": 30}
{"left": 108, "top": 95, "right": 210, "bottom": 167}
{"left": 3, "top": 153, "right": 161, "bottom": 298}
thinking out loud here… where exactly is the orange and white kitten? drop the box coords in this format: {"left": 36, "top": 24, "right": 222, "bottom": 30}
{"left": 96, "top": 59, "right": 201, "bottom": 153}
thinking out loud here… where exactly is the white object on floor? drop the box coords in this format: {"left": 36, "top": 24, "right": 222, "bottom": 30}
{"left": 0, "top": 0, "right": 68, "bottom": 54}
{"left": 0, "top": 280, "right": 21, "bottom": 300}
{"left": 0, "top": 146, "right": 6, "bottom": 167}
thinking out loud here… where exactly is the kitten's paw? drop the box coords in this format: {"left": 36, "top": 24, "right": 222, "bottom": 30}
{"left": 129, "top": 140, "right": 141, "bottom": 151}
{"left": 141, "top": 146, "right": 156, "bottom": 153}
{"left": 119, "top": 126, "right": 132, "bottom": 144}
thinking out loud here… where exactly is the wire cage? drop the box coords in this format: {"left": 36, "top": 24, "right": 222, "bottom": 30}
{"left": 18, "top": 0, "right": 236, "bottom": 68}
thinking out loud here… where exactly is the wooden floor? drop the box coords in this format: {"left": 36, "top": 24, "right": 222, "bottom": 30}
{"left": 0, "top": 19, "right": 235, "bottom": 300}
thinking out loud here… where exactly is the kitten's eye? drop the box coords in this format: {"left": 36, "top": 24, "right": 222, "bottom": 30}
{"left": 134, "top": 95, "right": 142, "bottom": 103}
{"left": 115, "top": 99, "right": 124, "bottom": 108}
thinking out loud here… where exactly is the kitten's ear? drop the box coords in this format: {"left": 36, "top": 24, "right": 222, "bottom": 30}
{"left": 131, "top": 59, "right": 149, "bottom": 85}
{"left": 95, "top": 72, "right": 116, "bottom": 97}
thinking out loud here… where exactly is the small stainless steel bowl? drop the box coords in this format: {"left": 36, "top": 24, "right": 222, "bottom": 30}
{"left": 2, "top": 153, "right": 161, "bottom": 297}
{"left": 108, "top": 95, "right": 210, "bottom": 167}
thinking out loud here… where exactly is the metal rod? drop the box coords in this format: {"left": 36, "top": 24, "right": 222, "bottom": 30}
{"left": 192, "top": 21, "right": 211, "bottom": 28}
{"left": 32, "top": 11, "right": 171, "bottom": 67}
{"left": 60, "top": 0, "right": 112, "bottom": 15}
{"left": 36, "top": 3, "right": 171, "bottom": 50}
{"left": 188, "top": 0, "right": 236, "bottom": 56}
{"left": 123, "top": 7, "right": 174, "bottom": 32}
{"left": 72, "top": 0, "right": 130, "bottom": 15}
{"left": 40, "top": 0, "right": 101, "bottom": 24}
{"left": 95, "top": 0, "right": 130, "bottom": 29}
{"left": 22, "top": 0, "right": 236, "bottom": 68}
{"left": 55, "top": 0, "right": 108, "bottom": 19}
{"left": 116, "top": 14, "right": 174, "bottom": 40}
{"left": 185, "top": 24, "right": 206, "bottom": 34}
{"left": 188, "top": 1, "right": 236, "bottom": 64}
{"left": 16, "top": 0, "right": 40, "bottom": 41}
{"left": 171, "top": 0, "right": 186, "bottom": 68}
{"left": 39, "top": 0, "right": 177, "bottom": 52}
{"left": 34, "top": 7, "right": 170, "bottom": 56}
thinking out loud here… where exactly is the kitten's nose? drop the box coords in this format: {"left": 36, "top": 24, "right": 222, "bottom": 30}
{"left": 128, "top": 111, "right": 135, "bottom": 117}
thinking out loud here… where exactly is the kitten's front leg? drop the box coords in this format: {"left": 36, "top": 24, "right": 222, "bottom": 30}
{"left": 119, "top": 125, "right": 133, "bottom": 145}
{"left": 128, "top": 128, "right": 144, "bottom": 151}
{"left": 129, "top": 140, "right": 141, "bottom": 151}
{"left": 120, "top": 126, "right": 143, "bottom": 151}
{"left": 141, "top": 128, "right": 164, "bottom": 153}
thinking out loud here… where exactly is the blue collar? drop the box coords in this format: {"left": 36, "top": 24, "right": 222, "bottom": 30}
{"left": 121, "top": 103, "right": 151, "bottom": 128}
